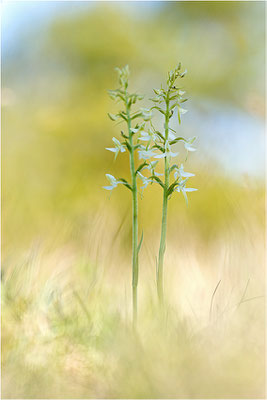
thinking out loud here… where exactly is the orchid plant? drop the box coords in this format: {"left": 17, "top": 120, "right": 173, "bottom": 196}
{"left": 104, "top": 64, "right": 197, "bottom": 315}
{"left": 135, "top": 63, "right": 198, "bottom": 305}
{"left": 104, "top": 65, "right": 152, "bottom": 324}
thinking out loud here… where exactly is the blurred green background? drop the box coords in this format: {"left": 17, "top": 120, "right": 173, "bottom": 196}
{"left": 1, "top": 2, "right": 265, "bottom": 399}
{"left": 2, "top": 1, "right": 265, "bottom": 255}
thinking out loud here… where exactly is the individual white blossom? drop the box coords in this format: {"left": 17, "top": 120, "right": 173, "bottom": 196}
{"left": 137, "top": 172, "right": 152, "bottom": 189}
{"left": 140, "top": 108, "right": 153, "bottom": 121}
{"left": 143, "top": 161, "right": 163, "bottom": 176}
{"left": 106, "top": 137, "right": 126, "bottom": 158}
{"left": 138, "top": 146, "right": 157, "bottom": 160}
{"left": 139, "top": 131, "right": 152, "bottom": 141}
{"left": 175, "top": 183, "right": 198, "bottom": 205}
{"left": 184, "top": 137, "right": 197, "bottom": 152}
{"left": 174, "top": 164, "right": 195, "bottom": 180}
{"left": 184, "top": 142, "right": 196, "bottom": 152}
{"left": 154, "top": 151, "right": 178, "bottom": 159}
{"left": 103, "top": 174, "right": 122, "bottom": 190}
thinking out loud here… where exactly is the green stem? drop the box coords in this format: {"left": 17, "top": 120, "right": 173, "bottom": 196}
{"left": 157, "top": 93, "right": 170, "bottom": 306}
{"left": 126, "top": 97, "right": 139, "bottom": 325}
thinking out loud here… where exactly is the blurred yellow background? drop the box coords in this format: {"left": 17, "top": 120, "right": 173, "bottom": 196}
{"left": 2, "top": 2, "right": 265, "bottom": 399}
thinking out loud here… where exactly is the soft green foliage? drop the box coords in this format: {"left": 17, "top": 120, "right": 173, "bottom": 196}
{"left": 2, "top": 2, "right": 264, "bottom": 253}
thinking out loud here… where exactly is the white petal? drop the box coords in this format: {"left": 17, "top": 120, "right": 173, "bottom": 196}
{"left": 106, "top": 174, "right": 117, "bottom": 185}
{"left": 112, "top": 137, "right": 121, "bottom": 145}
{"left": 103, "top": 185, "right": 114, "bottom": 190}
{"left": 154, "top": 153, "right": 167, "bottom": 159}
{"left": 106, "top": 147, "right": 117, "bottom": 153}
{"left": 181, "top": 189, "right": 188, "bottom": 205}
{"left": 185, "top": 143, "right": 196, "bottom": 152}
{"left": 180, "top": 171, "right": 195, "bottom": 178}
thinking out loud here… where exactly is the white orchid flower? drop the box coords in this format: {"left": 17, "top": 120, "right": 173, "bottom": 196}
{"left": 130, "top": 123, "right": 145, "bottom": 134}
{"left": 139, "top": 131, "right": 152, "bottom": 141}
{"left": 137, "top": 172, "right": 152, "bottom": 189}
{"left": 154, "top": 151, "right": 178, "bottom": 159}
{"left": 174, "top": 164, "right": 195, "bottom": 180}
{"left": 143, "top": 161, "right": 163, "bottom": 176}
{"left": 103, "top": 174, "right": 122, "bottom": 190}
{"left": 178, "top": 107, "right": 188, "bottom": 115}
{"left": 138, "top": 147, "right": 157, "bottom": 160}
{"left": 175, "top": 184, "right": 198, "bottom": 205}
{"left": 106, "top": 137, "right": 126, "bottom": 159}
{"left": 184, "top": 142, "right": 196, "bottom": 152}
{"left": 140, "top": 108, "right": 153, "bottom": 121}
{"left": 184, "top": 136, "right": 197, "bottom": 152}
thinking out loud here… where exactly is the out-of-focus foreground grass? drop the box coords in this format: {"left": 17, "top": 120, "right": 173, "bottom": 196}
{"left": 2, "top": 186, "right": 265, "bottom": 398}
{"left": 1, "top": 2, "right": 265, "bottom": 399}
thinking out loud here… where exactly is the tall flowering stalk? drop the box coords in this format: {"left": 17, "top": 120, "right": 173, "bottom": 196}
{"left": 148, "top": 64, "right": 198, "bottom": 305}
{"left": 104, "top": 66, "right": 152, "bottom": 324}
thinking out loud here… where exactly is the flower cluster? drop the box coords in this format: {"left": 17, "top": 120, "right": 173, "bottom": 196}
{"left": 104, "top": 64, "right": 197, "bottom": 206}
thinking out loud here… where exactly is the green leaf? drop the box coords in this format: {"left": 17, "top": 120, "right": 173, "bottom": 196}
{"left": 108, "top": 113, "right": 118, "bottom": 121}
{"left": 150, "top": 97, "right": 160, "bottom": 103}
{"left": 169, "top": 94, "right": 179, "bottom": 101}
{"left": 135, "top": 162, "right": 148, "bottom": 175}
{"left": 167, "top": 182, "right": 179, "bottom": 197}
{"left": 169, "top": 164, "right": 179, "bottom": 173}
{"left": 177, "top": 108, "right": 181, "bottom": 124}
{"left": 108, "top": 90, "right": 125, "bottom": 102}
{"left": 154, "top": 130, "right": 165, "bottom": 141}
{"left": 120, "top": 131, "right": 129, "bottom": 139}
{"left": 131, "top": 112, "right": 143, "bottom": 120}
{"left": 151, "top": 106, "right": 166, "bottom": 116}
{"left": 170, "top": 102, "right": 179, "bottom": 110}
{"left": 169, "top": 136, "right": 186, "bottom": 145}
{"left": 118, "top": 112, "right": 128, "bottom": 122}
{"left": 152, "top": 143, "right": 165, "bottom": 153}
{"left": 137, "top": 231, "right": 144, "bottom": 254}
{"left": 133, "top": 144, "right": 142, "bottom": 151}
{"left": 119, "top": 178, "right": 132, "bottom": 191}
{"left": 150, "top": 175, "right": 165, "bottom": 188}
{"left": 125, "top": 141, "right": 132, "bottom": 152}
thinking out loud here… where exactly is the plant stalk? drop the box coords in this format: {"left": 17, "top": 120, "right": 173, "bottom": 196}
{"left": 157, "top": 93, "right": 170, "bottom": 305}
{"left": 126, "top": 98, "right": 139, "bottom": 325}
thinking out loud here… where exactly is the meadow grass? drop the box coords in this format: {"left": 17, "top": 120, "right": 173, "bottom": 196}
{"left": 2, "top": 175, "right": 265, "bottom": 399}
